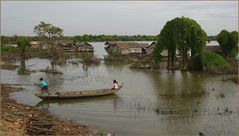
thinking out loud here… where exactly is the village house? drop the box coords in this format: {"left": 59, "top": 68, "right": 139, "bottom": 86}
{"left": 145, "top": 42, "right": 157, "bottom": 54}
{"left": 30, "top": 41, "right": 48, "bottom": 49}
{"left": 157, "top": 41, "right": 222, "bottom": 58}
{"left": 104, "top": 41, "right": 149, "bottom": 55}
{"left": 75, "top": 42, "right": 94, "bottom": 52}
{"left": 55, "top": 40, "right": 94, "bottom": 52}
{"left": 204, "top": 41, "right": 222, "bottom": 55}
{"left": 30, "top": 41, "right": 41, "bottom": 48}
{"left": 144, "top": 41, "right": 169, "bottom": 57}
{"left": 55, "top": 40, "right": 74, "bottom": 47}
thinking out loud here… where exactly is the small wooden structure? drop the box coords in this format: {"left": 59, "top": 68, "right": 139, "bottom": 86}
{"left": 105, "top": 41, "right": 148, "bottom": 55}
{"left": 56, "top": 40, "right": 94, "bottom": 52}
{"left": 34, "top": 86, "right": 123, "bottom": 100}
{"left": 30, "top": 41, "right": 41, "bottom": 48}
{"left": 204, "top": 41, "right": 222, "bottom": 55}
{"left": 77, "top": 42, "right": 94, "bottom": 52}
{"left": 204, "top": 46, "right": 222, "bottom": 54}
{"left": 30, "top": 41, "right": 48, "bottom": 49}
{"left": 55, "top": 40, "right": 74, "bottom": 47}
{"left": 145, "top": 42, "right": 157, "bottom": 54}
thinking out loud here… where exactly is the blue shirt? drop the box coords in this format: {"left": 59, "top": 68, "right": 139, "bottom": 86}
{"left": 40, "top": 80, "right": 48, "bottom": 87}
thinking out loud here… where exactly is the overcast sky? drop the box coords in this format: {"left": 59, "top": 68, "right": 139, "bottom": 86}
{"left": 1, "top": 1, "right": 238, "bottom": 36}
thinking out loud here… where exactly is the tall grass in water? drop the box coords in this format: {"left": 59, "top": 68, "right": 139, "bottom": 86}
{"left": 1, "top": 46, "right": 20, "bottom": 52}
{"left": 202, "top": 52, "right": 229, "bottom": 72}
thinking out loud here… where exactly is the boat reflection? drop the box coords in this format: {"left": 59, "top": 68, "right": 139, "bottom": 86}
{"left": 35, "top": 95, "right": 121, "bottom": 111}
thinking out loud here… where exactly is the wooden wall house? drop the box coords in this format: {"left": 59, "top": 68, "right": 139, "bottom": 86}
{"left": 30, "top": 41, "right": 48, "bottom": 49}
{"left": 55, "top": 40, "right": 74, "bottom": 47}
{"left": 105, "top": 41, "right": 148, "bottom": 55}
{"left": 77, "top": 42, "right": 94, "bottom": 52}
{"left": 145, "top": 42, "right": 157, "bottom": 54}
{"left": 55, "top": 40, "right": 94, "bottom": 52}
{"left": 204, "top": 41, "right": 222, "bottom": 55}
{"left": 30, "top": 41, "right": 41, "bottom": 48}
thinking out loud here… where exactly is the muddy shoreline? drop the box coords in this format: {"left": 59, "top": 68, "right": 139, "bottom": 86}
{"left": 0, "top": 84, "right": 96, "bottom": 136}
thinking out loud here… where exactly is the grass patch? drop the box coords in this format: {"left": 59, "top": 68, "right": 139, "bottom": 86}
{"left": 202, "top": 52, "right": 229, "bottom": 72}
{"left": 1, "top": 46, "right": 19, "bottom": 52}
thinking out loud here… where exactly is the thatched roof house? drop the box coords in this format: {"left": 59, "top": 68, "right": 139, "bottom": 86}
{"left": 76, "top": 42, "right": 94, "bottom": 52}
{"left": 30, "top": 41, "right": 48, "bottom": 49}
{"left": 105, "top": 41, "right": 149, "bottom": 55}
{"left": 55, "top": 40, "right": 74, "bottom": 47}
{"left": 30, "top": 41, "right": 41, "bottom": 48}
{"left": 54, "top": 40, "right": 94, "bottom": 52}
{"left": 145, "top": 42, "right": 157, "bottom": 54}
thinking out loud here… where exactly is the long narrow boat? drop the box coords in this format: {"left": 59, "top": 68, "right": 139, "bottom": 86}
{"left": 34, "top": 86, "right": 123, "bottom": 100}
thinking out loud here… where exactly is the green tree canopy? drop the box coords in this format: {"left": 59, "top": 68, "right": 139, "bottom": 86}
{"left": 34, "top": 21, "right": 63, "bottom": 39}
{"left": 16, "top": 37, "right": 30, "bottom": 54}
{"left": 230, "top": 31, "right": 238, "bottom": 58}
{"left": 217, "top": 30, "right": 238, "bottom": 58}
{"left": 154, "top": 17, "right": 207, "bottom": 70}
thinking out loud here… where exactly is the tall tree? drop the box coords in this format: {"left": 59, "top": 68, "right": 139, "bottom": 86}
{"left": 16, "top": 37, "right": 30, "bottom": 73}
{"left": 33, "top": 21, "right": 63, "bottom": 54}
{"left": 153, "top": 17, "right": 206, "bottom": 70}
{"left": 230, "top": 31, "right": 238, "bottom": 58}
{"left": 16, "top": 37, "right": 30, "bottom": 58}
{"left": 217, "top": 30, "right": 238, "bottom": 59}
{"left": 216, "top": 30, "right": 231, "bottom": 58}
{"left": 34, "top": 21, "right": 64, "bottom": 70}
{"left": 34, "top": 21, "right": 63, "bottom": 38}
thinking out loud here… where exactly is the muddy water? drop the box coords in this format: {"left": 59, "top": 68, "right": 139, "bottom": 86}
{"left": 1, "top": 42, "right": 238, "bottom": 136}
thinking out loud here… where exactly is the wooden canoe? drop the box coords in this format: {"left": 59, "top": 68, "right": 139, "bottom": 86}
{"left": 34, "top": 86, "right": 123, "bottom": 100}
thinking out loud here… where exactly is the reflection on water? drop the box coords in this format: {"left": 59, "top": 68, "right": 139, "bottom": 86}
{"left": 1, "top": 42, "right": 238, "bottom": 136}
{"left": 35, "top": 95, "right": 121, "bottom": 110}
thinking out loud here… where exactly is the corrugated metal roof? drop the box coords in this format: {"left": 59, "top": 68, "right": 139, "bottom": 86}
{"left": 206, "top": 41, "right": 219, "bottom": 46}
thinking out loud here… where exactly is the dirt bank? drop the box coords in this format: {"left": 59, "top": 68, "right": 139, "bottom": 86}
{"left": 0, "top": 84, "right": 96, "bottom": 136}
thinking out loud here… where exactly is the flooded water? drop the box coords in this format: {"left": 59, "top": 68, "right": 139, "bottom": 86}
{"left": 1, "top": 42, "right": 238, "bottom": 136}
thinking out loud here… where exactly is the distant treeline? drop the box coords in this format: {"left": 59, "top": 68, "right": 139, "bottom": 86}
{"left": 207, "top": 35, "right": 217, "bottom": 42}
{"left": 1, "top": 34, "right": 217, "bottom": 45}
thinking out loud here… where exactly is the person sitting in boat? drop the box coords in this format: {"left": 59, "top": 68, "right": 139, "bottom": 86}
{"left": 39, "top": 78, "right": 50, "bottom": 94}
{"left": 111, "top": 80, "right": 119, "bottom": 90}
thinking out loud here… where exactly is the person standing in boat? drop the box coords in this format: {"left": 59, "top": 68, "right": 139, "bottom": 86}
{"left": 111, "top": 80, "right": 119, "bottom": 90}
{"left": 39, "top": 78, "right": 50, "bottom": 94}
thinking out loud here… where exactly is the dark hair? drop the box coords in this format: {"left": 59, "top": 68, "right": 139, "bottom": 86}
{"left": 113, "top": 80, "right": 117, "bottom": 83}
{"left": 40, "top": 78, "right": 43, "bottom": 81}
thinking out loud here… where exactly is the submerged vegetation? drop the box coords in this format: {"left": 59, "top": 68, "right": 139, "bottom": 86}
{"left": 1, "top": 46, "right": 20, "bottom": 52}
{"left": 202, "top": 52, "right": 229, "bottom": 72}
{"left": 78, "top": 53, "right": 101, "bottom": 65}
{"left": 16, "top": 37, "right": 30, "bottom": 75}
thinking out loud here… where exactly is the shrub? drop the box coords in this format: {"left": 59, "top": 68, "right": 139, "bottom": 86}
{"left": 1, "top": 46, "right": 19, "bottom": 52}
{"left": 202, "top": 52, "right": 229, "bottom": 71}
